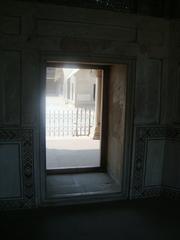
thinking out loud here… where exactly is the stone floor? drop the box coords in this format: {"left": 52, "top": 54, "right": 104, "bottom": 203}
{"left": 1, "top": 200, "right": 180, "bottom": 240}
{"left": 46, "top": 137, "right": 100, "bottom": 169}
{"left": 46, "top": 172, "right": 121, "bottom": 197}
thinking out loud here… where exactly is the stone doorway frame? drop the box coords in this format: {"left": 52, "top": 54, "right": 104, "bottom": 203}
{"left": 39, "top": 55, "right": 136, "bottom": 206}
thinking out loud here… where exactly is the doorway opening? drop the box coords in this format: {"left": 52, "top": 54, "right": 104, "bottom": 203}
{"left": 41, "top": 61, "right": 131, "bottom": 203}
{"left": 45, "top": 64, "right": 106, "bottom": 173}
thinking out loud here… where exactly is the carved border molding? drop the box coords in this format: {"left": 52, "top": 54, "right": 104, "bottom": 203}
{"left": 0, "top": 128, "right": 35, "bottom": 210}
{"left": 132, "top": 125, "right": 180, "bottom": 199}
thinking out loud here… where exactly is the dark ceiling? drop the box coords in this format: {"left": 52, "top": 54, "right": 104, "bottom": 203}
{"left": 16, "top": 0, "right": 179, "bottom": 19}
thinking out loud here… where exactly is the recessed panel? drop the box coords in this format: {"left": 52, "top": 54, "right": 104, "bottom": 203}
{"left": 2, "top": 16, "right": 20, "bottom": 35}
{"left": 174, "top": 64, "right": 180, "bottom": 123}
{"left": 3, "top": 51, "right": 21, "bottom": 125}
{"left": 135, "top": 59, "right": 162, "bottom": 123}
{"left": 37, "top": 20, "right": 136, "bottom": 42}
{"left": 0, "top": 143, "right": 21, "bottom": 199}
{"left": 163, "top": 140, "right": 180, "bottom": 188}
{"left": 145, "top": 139, "right": 165, "bottom": 187}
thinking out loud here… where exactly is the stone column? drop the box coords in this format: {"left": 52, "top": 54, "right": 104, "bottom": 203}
{"left": 93, "top": 70, "right": 103, "bottom": 140}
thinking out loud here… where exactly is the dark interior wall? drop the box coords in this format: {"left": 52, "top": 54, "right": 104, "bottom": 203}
{"left": 0, "top": 0, "right": 179, "bottom": 209}
{"left": 136, "top": 0, "right": 167, "bottom": 18}
{"left": 162, "top": 19, "right": 180, "bottom": 193}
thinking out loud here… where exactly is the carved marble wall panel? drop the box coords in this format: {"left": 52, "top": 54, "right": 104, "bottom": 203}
{"left": 1, "top": 16, "right": 21, "bottom": 35}
{"left": 0, "top": 51, "right": 21, "bottom": 126}
{"left": 0, "top": 143, "right": 22, "bottom": 198}
{"left": 144, "top": 139, "right": 164, "bottom": 187}
{"left": 21, "top": 51, "right": 39, "bottom": 126}
{"left": 137, "top": 0, "right": 164, "bottom": 17}
{"left": 138, "top": 30, "right": 164, "bottom": 46}
{"left": 163, "top": 139, "right": 180, "bottom": 189}
{"left": 37, "top": 19, "right": 137, "bottom": 42}
{"left": 175, "top": 32, "right": 180, "bottom": 47}
{"left": 131, "top": 126, "right": 178, "bottom": 199}
{"left": 0, "top": 128, "right": 35, "bottom": 210}
{"left": 135, "top": 58, "right": 162, "bottom": 124}
{"left": 174, "top": 64, "right": 180, "bottom": 123}
{"left": 0, "top": 51, "right": 4, "bottom": 125}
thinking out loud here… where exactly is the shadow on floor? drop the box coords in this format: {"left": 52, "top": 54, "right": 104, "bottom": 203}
{"left": 1, "top": 200, "right": 180, "bottom": 240}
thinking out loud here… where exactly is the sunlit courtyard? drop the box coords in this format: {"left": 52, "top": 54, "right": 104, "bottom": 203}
{"left": 46, "top": 137, "right": 100, "bottom": 169}
{"left": 46, "top": 67, "right": 103, "bottom": 170}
